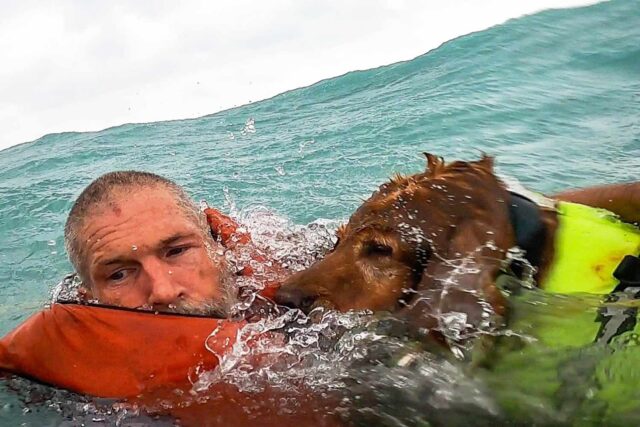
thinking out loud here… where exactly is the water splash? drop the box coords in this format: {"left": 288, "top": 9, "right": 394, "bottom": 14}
{"left": 234, "top": 205, "right": 339, "bottom": 271}
{"left": 240, "top": 117, "right": 256, "bottom": 135}
{"left": 50, "top": 273, "right": 83, "bottom": 304}
{"left": 191, "top": 211, "right": 513, "bottom": 424}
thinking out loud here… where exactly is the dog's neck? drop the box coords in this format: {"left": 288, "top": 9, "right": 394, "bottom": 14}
{"left": 505, "top": 192, "right": 558, "bottom": 283}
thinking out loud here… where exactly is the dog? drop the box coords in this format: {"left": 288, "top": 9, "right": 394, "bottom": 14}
{"left": 274, "top": 153, "right": 640, "bottom": 351}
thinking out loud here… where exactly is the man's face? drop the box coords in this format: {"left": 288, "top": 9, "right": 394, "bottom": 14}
{"left": 79, "top": 186, "right": 229, "bottom": 314}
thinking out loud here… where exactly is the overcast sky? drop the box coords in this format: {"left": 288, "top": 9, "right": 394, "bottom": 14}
{"left": 0, "top": 0, "right": 597, "bottom": 151}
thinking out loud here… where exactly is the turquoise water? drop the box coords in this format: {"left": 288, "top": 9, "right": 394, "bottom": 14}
{"left": 1, "top": 0, "right": 639, "bottom": 424}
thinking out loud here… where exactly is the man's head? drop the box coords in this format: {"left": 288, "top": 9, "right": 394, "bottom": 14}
{"left": 64, "top": 171, "right": 233, "bottom": 315}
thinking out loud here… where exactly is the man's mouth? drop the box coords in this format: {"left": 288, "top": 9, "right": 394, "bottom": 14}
{"left": 136, "top": 300, "right": 227, "bottom": 317}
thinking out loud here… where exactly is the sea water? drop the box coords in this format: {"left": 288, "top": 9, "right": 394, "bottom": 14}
{"left": 1, "top": 0, "right": 639, "bottom": 425}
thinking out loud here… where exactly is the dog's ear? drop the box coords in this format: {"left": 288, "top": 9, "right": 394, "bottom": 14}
{"left": 404, "top": 220, "right": 508, "bottom": 353}
{"left": 419, "top": 220, "right": 507, "bottom": 311}
{"left": 476, "top": 154, "right": 495, "bottom": 171}
{"left": 423, "top": 152, "right": 445, "bottom": 176}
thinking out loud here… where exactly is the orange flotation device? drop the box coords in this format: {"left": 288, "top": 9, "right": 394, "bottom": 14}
{"left": 0, "top": 305, "right": 343, "bottom": 427}
{"left": 0, "top": 208, "right": 284, "bottom": 398}
{"left": 0, "top": 303, "right": 244, "bottom": 398}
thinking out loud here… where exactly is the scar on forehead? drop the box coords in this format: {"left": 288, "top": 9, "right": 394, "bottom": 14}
{"left": 108, "top": 201, "right": 122, "bottom": 216}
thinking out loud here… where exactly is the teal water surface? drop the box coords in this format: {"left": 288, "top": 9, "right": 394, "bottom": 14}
{"left": 1, "top": 0, "right": 639, "bottom": 424}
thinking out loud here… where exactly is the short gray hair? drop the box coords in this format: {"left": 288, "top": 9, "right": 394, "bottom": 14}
{"left": 64, "top": 171, "right": 206, "bottom": 280}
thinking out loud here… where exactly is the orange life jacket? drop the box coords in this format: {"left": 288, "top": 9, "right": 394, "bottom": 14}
{"left": 0, "top": 303, "right": 245, "bottom": 398}
{"left": 0, "top": 305, "right": 344, "bottom": 427}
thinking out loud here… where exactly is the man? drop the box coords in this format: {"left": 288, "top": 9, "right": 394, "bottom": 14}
{"left": 0, "top": 171, "right": 284, "bottom": 398}
{"left": 63, "top": 171, "right": 235, "bottom": 315}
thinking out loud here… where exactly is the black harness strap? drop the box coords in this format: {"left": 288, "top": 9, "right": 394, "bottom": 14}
{"left": 506, "top": 192, "right": 547, "bottom": 277}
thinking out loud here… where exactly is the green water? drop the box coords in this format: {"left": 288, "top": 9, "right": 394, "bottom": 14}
{"left": 1, "top": 0, "right": 639, "bottom": 424}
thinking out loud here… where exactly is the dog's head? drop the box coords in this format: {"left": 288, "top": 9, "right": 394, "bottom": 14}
{"left": 276, "top": 154, "right": 516, "bottom": 342}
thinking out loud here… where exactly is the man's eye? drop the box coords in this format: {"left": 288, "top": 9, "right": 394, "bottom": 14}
{"left": 108, "top": 270, "right": 129, "bottom": 282}
{"left": 166, "top": 246, "right": 189, "bottom": 257}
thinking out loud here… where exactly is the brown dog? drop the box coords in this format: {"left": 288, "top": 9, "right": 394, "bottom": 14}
{"left": 274, "top": 154, "right": 564, "bottom": 346}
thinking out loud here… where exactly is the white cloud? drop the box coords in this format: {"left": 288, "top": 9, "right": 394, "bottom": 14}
{"left": 0, "top": 0, "right": 598, "bottom": 150}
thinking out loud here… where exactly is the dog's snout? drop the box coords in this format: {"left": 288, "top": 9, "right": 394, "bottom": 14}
{"left": 274, "top": 286, "right": 318, "bottom": 312}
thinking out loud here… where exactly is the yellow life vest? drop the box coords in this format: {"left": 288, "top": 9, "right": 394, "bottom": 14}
{"left": 542, "top": 201, "right": 640, "bottom": 294}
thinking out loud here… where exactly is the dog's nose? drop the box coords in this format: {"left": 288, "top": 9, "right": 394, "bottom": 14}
{"left": 274, "top": 286, "right": 318, "bottom": 312}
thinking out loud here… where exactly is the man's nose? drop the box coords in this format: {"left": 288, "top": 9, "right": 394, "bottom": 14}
{"left": 145, "top": 263, "right": 185, "bottom": 307}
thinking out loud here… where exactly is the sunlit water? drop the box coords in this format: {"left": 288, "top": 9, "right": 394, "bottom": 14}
{"left": 1, "top": 0, "right": 640, "bottom": 425}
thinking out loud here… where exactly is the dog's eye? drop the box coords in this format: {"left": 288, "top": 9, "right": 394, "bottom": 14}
{"left": 364, "top": 242, "right": 393, "bottom": 257}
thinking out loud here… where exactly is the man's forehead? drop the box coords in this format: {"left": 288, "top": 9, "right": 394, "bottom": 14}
{"left": 81, "top": 188, "right": 198, "bottom": 244}
{"left": 90, "top": 186, "right": 182, "bottom": 218}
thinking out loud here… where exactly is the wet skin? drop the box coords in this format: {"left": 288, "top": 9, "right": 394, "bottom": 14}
{"left": 80, "top": 187, "right": 226, "bottom": 312}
